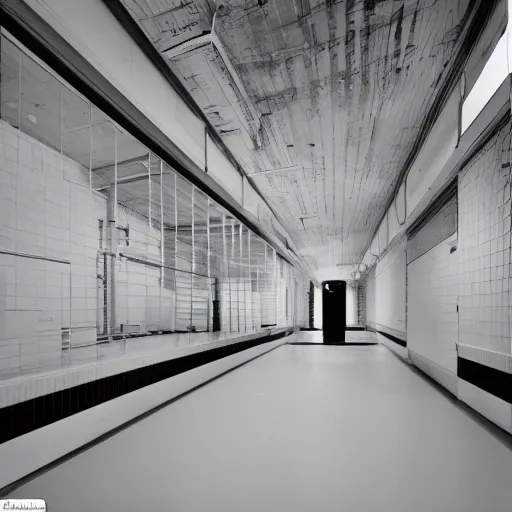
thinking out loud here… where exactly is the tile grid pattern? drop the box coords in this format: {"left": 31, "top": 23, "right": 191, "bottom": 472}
{"left": 375, "top": 239, "right": 406, "bottom": 336}
{"left": 458, "top": 122, "right": 512, "bottom": 359}
{"left": 407, "top": 234, "right": 459, "bottom": 373}
{"left": 357, "top": 283, "right": 366, "bottom": 327}
{"left": 0, "top": 122, "right": 182, "bottom": 376}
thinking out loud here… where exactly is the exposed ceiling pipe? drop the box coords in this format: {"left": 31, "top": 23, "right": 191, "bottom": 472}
{"left": 210, "top": 10, "right": 262, "bottom": 150}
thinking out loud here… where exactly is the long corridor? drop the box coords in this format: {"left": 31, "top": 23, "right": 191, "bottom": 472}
{"left": 8, "top": 333, "right": 512, "bottom": 512}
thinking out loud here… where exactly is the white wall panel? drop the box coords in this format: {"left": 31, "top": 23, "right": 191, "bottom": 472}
{"left": 346, "top": 283, "right": 357, "bottom": 326}
{"left": 375, "top": 239, "right": 406, "bottom": 336}
{"left": 406, "top": 91, "right": 460, "bottom": 217}
{"left": 458, "top": 120, "right": 512, "bottom": 359}
{"left": 365, "top": 267, "right": 376, "bottom": 330}
{"left": 407, "top": 233, "right": 459, "bottom": 374}
{"left": 207, "top": 134, "right": 243, "bottom": 205}
{"left": 314, "top": 285, "right": 322, "bottom": 329}
{"left": 242, "top": 178, "right": 261, "bottom": 219}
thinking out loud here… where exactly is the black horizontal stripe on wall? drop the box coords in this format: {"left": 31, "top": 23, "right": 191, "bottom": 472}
{"left": 346, "top": 326, "right": 365, "bottom": 331}
{"left": 458, "top": 357, "right": 512, "bottom": 405}
{"left": 377, "top": 330, "right": 407, "bottom": 347}
{"left": 289, "top": 342, "right": 378, "bottom": 346}
{"left": 0, "top": 331, "right": 293, "bottom": 445}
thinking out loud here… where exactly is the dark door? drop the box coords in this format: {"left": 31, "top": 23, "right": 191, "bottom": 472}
{"left": 322, "top": 280, "right": 346, "bottom": 343}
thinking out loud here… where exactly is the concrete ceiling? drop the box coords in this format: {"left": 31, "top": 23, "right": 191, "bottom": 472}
{"left": 120, "top": 0, "right": 472, "bottom": 279}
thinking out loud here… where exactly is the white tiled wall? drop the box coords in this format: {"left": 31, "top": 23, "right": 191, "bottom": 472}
{"left": 346, "top": 284, "right": 357, "bottom": 326}
{"left": 220, "top": 279, "right": 261, "bottom": 333}
{"left": 0, "top": 120, "right": 181, "bottom": 376}
{"left": 458, "top": 122, "right": 512, "bottom": 362}
{"left": 115, "top": 209, "right": 176, "bottom": 334}
{"left": 365, "top": 267, "right": 376, "bottom": 330}
{"left": 0, "top": 121, "right": 100, "bottom": 376}
{"left": 0, "top": 254, "right": 70, "bottom": 376}
{"left": 407, "top": 233, "right": 459, "bottom": 375}
{"left": 375, "top": 238, "right": 406, "bottom": 336}
{"left": 403, "top": 121, "right": 512, "bottom": 425}
{"left": 116, "top": 259, "right": 175, "bottom": 333}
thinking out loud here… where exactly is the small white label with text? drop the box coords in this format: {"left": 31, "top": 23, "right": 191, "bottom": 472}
{"left": 0, "top": 499, "right": 46, "bottom": 511}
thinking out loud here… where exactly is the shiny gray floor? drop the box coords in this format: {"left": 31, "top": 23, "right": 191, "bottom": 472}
{"left": 9, "top": 334, "right": 512, "bottom": 511}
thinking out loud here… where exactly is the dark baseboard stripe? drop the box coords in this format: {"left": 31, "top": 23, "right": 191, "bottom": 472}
{"left": 0, "top": 331, "right": 293, "bottom": 445}
{"left": 289, "top": 342, "right": 378, "bottom": 346}
{"left": 346, "top": 326, "right": 365, "bottom": 331}
{"left": 458, "top": 357, "right": 512, "bottom": 405}
{"left": 377, "top": 330, "right": 407, "bottom": 347}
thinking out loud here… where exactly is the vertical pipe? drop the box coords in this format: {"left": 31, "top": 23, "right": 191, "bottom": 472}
{"left": 68, "top": 266, "right": 72, "bottom": 362}
{"left": 160, "top": 160, "right": 164, "bottom": 281}
{"left": 231, "top": 221, "right": 234, "bottom": 332}
{"left": 239, "top": 223, "right": 243, "bottom": 332}
{"left": 222, "top": 214, "right": 230, "bottom": 333}
{"left": 110, "top": 128, "right": 118, "bottom": 337}
{"left": 248, "top": 231, "right": 252, "bottom": 331}
{"left": 256, "top": 250, "right": 259, "bottom": 330}
{"left": 111, "top": 254, "right": 116, "bottom": 337}
{"left": 191, "top": 186, "right": 195, "bottom": 330}
{"left": 59, "top": 87, "right": 63, "bottom": 155}
{"left": 264, "top": 243, "right": 267, "bottom": 326}
{"left": 148, "top": 152, "right": 152, "bottom": 230}
{"left": 96, "top": 254, "right": 100, "bottom": 335}
{"left": 274, "top": 250, "right": 278, "bottom": 326}
{"left": 17, "top": 53, "right": 22, "bottom": 129}
{"left": 174, "top": 172, "right": 178, "bottom": 331}
{"left": 89, "top": 103, "right": 93, "bottom": 190}
{"left": 207, "top": 199, "right": 211, "bottom": 278}
{"left": 103, "top": 253, "right": 108, "bottom": 335}
{"left": 113, "top": 127, "right": 118, "bottom": 223}
{"left": 160, "top": 159, "right": 164, "bottom": 331}
{"left": 206, "top": 199, "right": 211, "bottom": 331}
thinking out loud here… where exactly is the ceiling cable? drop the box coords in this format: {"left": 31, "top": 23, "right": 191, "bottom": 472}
{"left": 395, "top": 172, "right": 407, "bottom": 226}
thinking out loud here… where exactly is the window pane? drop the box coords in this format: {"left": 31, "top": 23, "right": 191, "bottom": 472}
{"left": 61, "top": 87, "right": 90, "bottom": 170}
{"left": 209, "top": 202, "right": 224, "bottom": 332}
{"left": 162, "top": 163, "right": 176, "bottom": 297}
{"left": 90, "top": 108, "right": 116, "bottom": 193}
{"left": 20, "top": 55, "right": 61, "bottom": 151}
{"left": 462, "top": 30, "right": 508, "bottom": 134}
{"left": 115, "top": 135, "right": 150, "bottom": 218}
{"left": 191, "top": 188, "right": 208, "bottom": 332}
{"left": 175, "top": 174, "right": 193, "bottom": 331}
{"left": 1, "top": 37, "right": 21, "bottom": 127}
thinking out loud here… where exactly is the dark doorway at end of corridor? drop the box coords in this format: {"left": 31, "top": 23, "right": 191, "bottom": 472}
{"left": 322, "top": 280, "right": 346, "bottom": 344}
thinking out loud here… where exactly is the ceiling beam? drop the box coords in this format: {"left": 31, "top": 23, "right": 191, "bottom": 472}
{"left": 163, "top": 33, "right": 211, "bottom": 59}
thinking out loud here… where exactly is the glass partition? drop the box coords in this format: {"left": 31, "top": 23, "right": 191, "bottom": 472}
{"left": 0, "top": 31, "right": 310, "bottom": 379}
